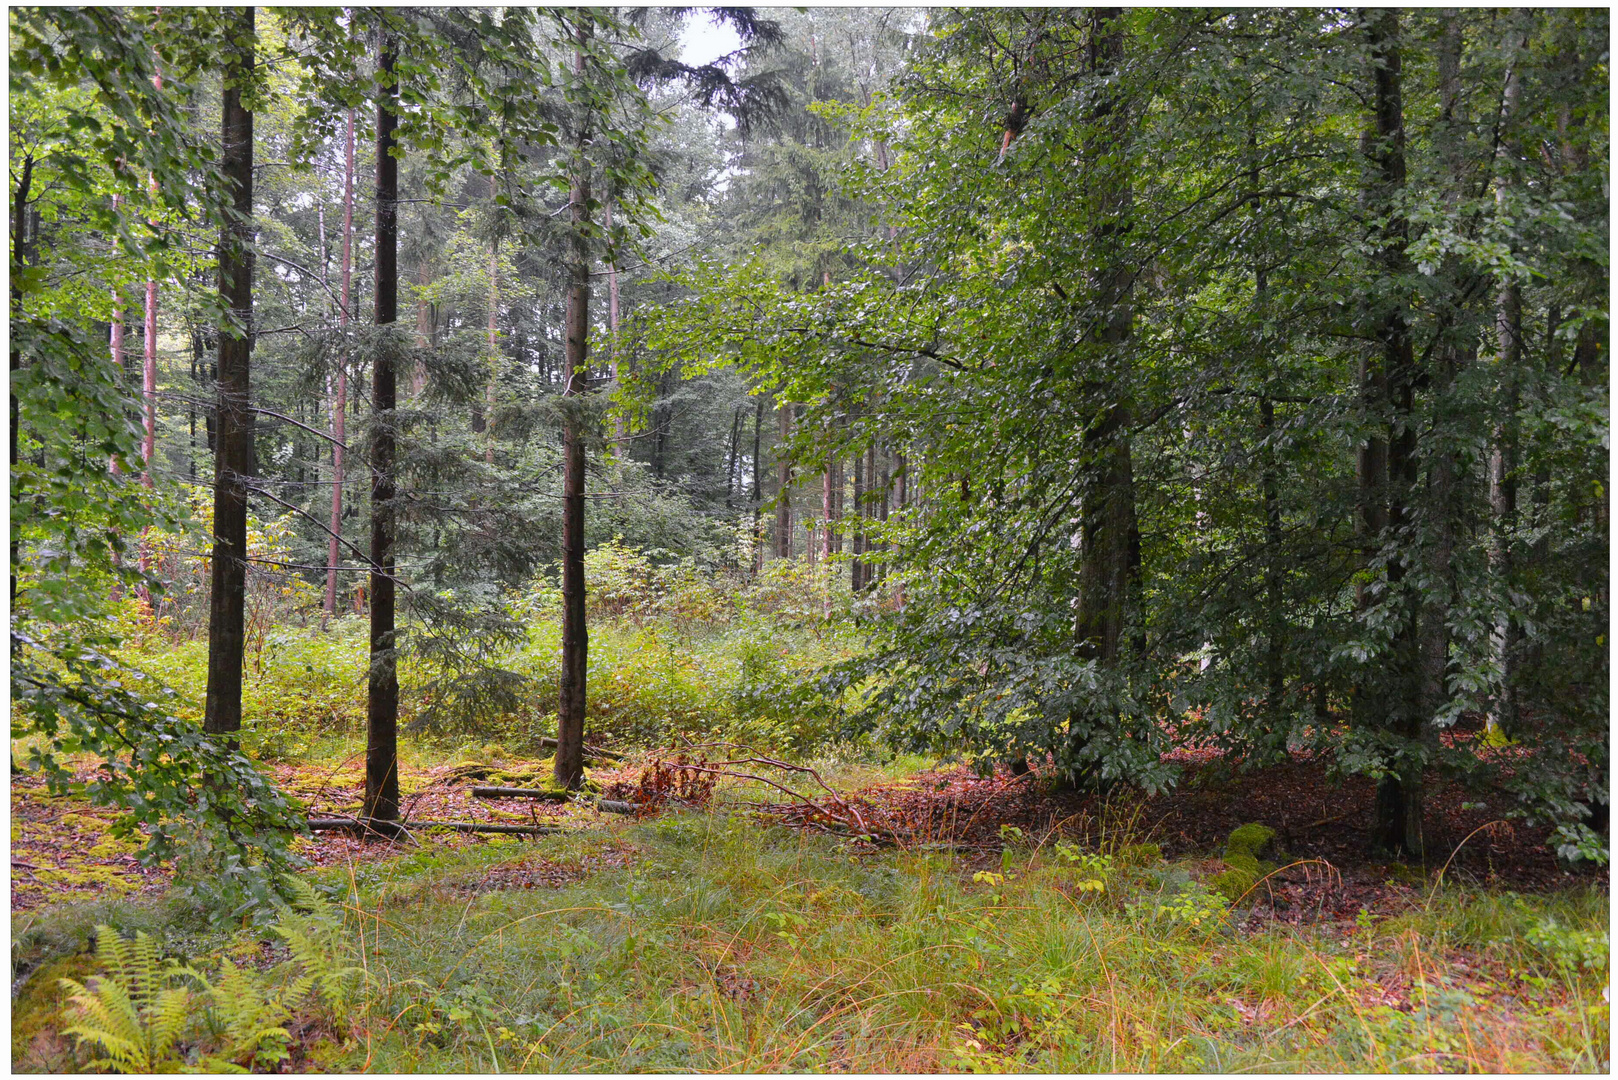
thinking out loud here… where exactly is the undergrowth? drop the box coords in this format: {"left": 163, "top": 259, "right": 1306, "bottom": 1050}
{"left": 16, "top": 814, "right": 1607, "bottom": 1073}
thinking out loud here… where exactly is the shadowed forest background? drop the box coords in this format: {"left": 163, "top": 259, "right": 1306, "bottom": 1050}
{"left": 9, "top": 7, "right": 1609, "bottom": 1073}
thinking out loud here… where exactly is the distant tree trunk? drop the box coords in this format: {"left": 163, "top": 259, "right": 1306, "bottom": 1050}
{"left": 851, "top": 446, "right": 865, "bottom": 592}
{"left": 109, "top": 193, "right": 125, "bottom": 476}
{"left": 1487, "top": 43, "right": 1523, "bottom": 741}
{"left": 555, "top": 31, "right": 592, "bottom": 792}
{"left": 893, "top": 450, "right": 906, "bottom": 606}
{"left": 1420, "top": 11, "right": 1470, "bottom": 748}
{"left": 364, "top": 38, "right": 401, "bottom": 826}
{"left": 606, "top": 199, "right": 627, "bottom": 453}
{"left": 485, "top": 237, "right": 498, "bottom": 464}
{"left": 140, "top": 56, "right": 161, "bottom": 495}
{"left": 203, "top": 7, "right": 255, "bottom": 747}
{"left": 725, "top": 406, "right": 742, "bottom": 507}
{"left": 775, "top": 401, "right": 792, "bottom": 559}
{"left": 1363, "top": 9, "right": 1424, "bottom": 858}
{"left": 324, "top": 105, "right": 355, "bottom": 620}
{"left": 750, "top": 396, "right": 764, "bottom": 574}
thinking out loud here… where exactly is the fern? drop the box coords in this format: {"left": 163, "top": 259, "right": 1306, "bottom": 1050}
{"left": 59, "top": 926, "right": 195, "bottom": 1073}
{"left": 271, "top": 876, "right": 363, "bottom": 1021}
{"left": 188, "top": 959, "right": 293, "bottom": 1073}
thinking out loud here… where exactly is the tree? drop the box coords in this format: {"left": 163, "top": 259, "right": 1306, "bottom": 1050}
{"left": 202, "top": 6, "right": 256, "bottom": 746}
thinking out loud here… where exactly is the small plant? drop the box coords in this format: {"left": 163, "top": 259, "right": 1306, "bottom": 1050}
{"left": 1128, "top": 880, "right": 1231, "bottom": 934}
{"left": 1053, "top": 841, "right": 1112, "bottom": 893}
{"left": 58, "top": 927, "right": 195, "bottom": 1073}
{"left": 1526, "top": 916, "right": 1609, "bottom": 978}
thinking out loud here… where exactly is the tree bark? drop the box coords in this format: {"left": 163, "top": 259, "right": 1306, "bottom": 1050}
{"left": 1364, "top": 8, "right": 1424, "bottom": 858}
{"left": 1487, "top": 39, "right": 1523, "bottom": 741}
{"left": 555, "top": 32, "right": 592, "bottom": 792}
{"left": 325, "top": 106, "right": 355, "bottom": 619}
{"left": 776, "top": 400, "right": 793, "bottom": 559}
{"left": 203, "top": 8, "right": 255, "bottom": 746}
{"left": 109, "top": 192, "right": 124, "bottom": 476}
{"left": 851, "top": 448, "right": 865, "bottom": 592}
{"left": 1068, "top": 9, "right": 1139, "bottom": 786}
{"left": 751, "top": 394, "right": 764, "bottom": 575}
{"left": 606, "top": 199, "right": 627, "bottom": 452}
{"left": 485, "top": 236, "right": 498, "bottom": 464}
{"left": 364, "top": 39, "right": 401, "bottom": 825}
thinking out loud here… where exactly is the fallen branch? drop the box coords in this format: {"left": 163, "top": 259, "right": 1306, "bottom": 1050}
{"left": 469, "top": 788, "right": 641, "bottom": 816}
{"left": 472, "top": 785, "right": 569, "bottom": 801}
{"left": 538, "top": 736, "right": 623, "bottom": 761}
{"left": 306, "top": 816, "right": 559, "bottom": 836}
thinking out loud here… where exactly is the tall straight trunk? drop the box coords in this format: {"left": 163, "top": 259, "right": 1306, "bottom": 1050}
{"left": 364, "top": 41, "right": 401, "bottom": 825}
{"left": 555, "top": 33, "right": 592, "bottom": 792}
{"left": 776, "top": 401, "right": 793, "bottom": 559}
{"left": 109, "top": 193, "right": 125, "bottom": 476}
{"left": 1365, "top": 9, "right": 1424, "bottom": 857}
{"left": 485, "top": 237, "right": 498, "bottom": 464}
{"left": 412, "top": 257, "right": 432, "bottom": 396}
{"left": 140, "top": 60, "right": 161, "bottom": 494}
{"left": 1488, "top": 42, "right": 1523, "bottom": 740}
{"left": 13, "top": 155, "right": 35, "bottom": 626}
{"left": 851, "top": 447, "right": 865, "bottom": 591}
{"left": 893, "top": 450, "right": 906, "bottom": 606}
{"left": 606, "top": 199, "right": 626, "bottom": 452}
{"left": 725, "top": 407, "right": 742, "bottom": 507}
{"left": 751, "top": 395, "right": 764, "bottom": 574}
{"left": 325, "top": 106, "right": 355, "bottom": 619}
{"left": 203, "top": 8, "right": 255, "bottom": 745}
{"left": 1069, "top": 9, "right": 1138, "bottom": 786}
{"left": 1421, "top": 11, "right": 1469, "bottom": 743}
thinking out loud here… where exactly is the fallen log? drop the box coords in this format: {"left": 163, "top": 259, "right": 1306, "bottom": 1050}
{"left": 469, "top": 788, "right": 641, "bottom": 816}
{"left": 472, "top": 785, "right": 568, "bottom": 801}
{"left": 307, "top": 816, "right": 559, "bottom": 836}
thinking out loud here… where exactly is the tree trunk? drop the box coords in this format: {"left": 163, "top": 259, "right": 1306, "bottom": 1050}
{"left": 751, "top": 394, "right": 764, "bottom": 575}
{"left": 1068, "top": 9, "right": 1138, "bottom": 787}
{"left": 776, "top": 401, "right": 792, "bottom": 559}
{"left": 203, "top": 8, "right": 255, "bottom": 747}
{"left": 851, "top": 448, "right": 865, "bottom": 592}
{"left": 1487, "top": 41, "right": 1523, "bottom": 742}
{"left": 485, "top": 237, "right": 498, "bottom": 464}
{"left": 606, "top": 199, "right": 626, "bottom": 452}
{"left": 324, "top": 105, "right": 355, "bottom": 619}
{"left": 1420, "top": 10, "right": 1469, "bottom": 753}
{"left": 555, "top": 33, "right": 592, "bottom": 792}
{"left": 109, "top": 193, "right": 124, "bottom": 476}
{"left": 725, "top": 406, "right": 741, "bottom": 507}
{"left": 1364, "top": 9, "right": 1424, "bottom": 858}
{"left": 364, "top": 39, "right": 401, "bottom": 825}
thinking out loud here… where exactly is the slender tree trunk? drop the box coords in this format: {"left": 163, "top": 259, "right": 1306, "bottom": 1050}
{"left": 751, "top": 395, "right": 764, "bottom": 575}
{"left": 1421, "top": 10, "right": 1469, "bottom": 748}
{"left": 776, "top": 401, "right": 793, "bottom": 559}
{"left": 851, "top": 447, "right": 865, "bottom": 592}
{"left": 109, "top": 193, "right": 125, "bottom": 476}
{"left": 893, "top": 450, "right": 906, "bottom": 606}
{"left": 1068, "top": 9, "right": 1138, "bottom": 787}
{"left": 203, "top": 8, "right": 255, "bottom": 746}
{"left": 1488, "top": 40, "right": 1523, "bottom": 741}
{"left": 725, "top": 407, "right": 742, "bottom": 507}
{"left": 1365, "top": 8, "right": 1424, "bottom": 858}
{"left": 325, "top": 106, "right": 355, "bottom": 620}
{"left": 607, "top": 199, "right": 627, "bottom": 452}
{"left": 364, "top": 40, "right": 401, "bottom": 825}
{"left": 555, "top": 32, "right": 592, "bottom": 792}
{"left": 13, "top": 155, "right": 35, "bottom": 631}
{"left": 485, "top": 237, "right": 498, "bottom": 464}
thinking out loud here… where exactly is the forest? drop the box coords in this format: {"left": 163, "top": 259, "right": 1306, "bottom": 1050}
{"left": 9, "top": 6, "right": 1610, "bottom": 1073}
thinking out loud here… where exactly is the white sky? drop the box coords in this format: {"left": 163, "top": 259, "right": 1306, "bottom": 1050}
{"left": 679, "top": 11, "right": 744, "bottom": 68}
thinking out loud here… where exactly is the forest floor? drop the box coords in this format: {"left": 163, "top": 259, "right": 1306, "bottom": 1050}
{"left": 11, "top": 739, "right": 1610, "bottom": 1073}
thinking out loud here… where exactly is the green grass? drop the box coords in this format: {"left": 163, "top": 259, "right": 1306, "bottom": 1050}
{"left": 17, "top": 811, "right": 1608, "bottom": 1073}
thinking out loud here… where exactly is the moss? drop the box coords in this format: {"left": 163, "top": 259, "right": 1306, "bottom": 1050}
{"left": 11, "top": 952, "right": 97, "bottom": 1072}
{"left": 1225, "top": 823, "right": 1278, "bottom": 861}
{"left": 1212, "top": 851, "right": 1278, "bottom": 903}
{"left": 36, "top": 865, "right": 137, "bottom": 893}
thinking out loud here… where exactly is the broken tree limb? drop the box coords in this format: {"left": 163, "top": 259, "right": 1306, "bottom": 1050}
{"left": 307, "top": 816, "right": 559, "bottom": 836}
{"left": 469, "top": 787, "right": 641, "bottom": 816}
{"left": 472, "top": 785, "right": 569, "bottom": 801}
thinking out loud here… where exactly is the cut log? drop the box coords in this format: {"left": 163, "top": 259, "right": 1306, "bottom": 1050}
{"left": 307, "top": 816, "right": 559, "bottom": 836}
{"left": 472, "top": 785, "right": 569, "bottom": 801}
{"left": 469, "top": 788, "right": 641, "bottom": 816}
